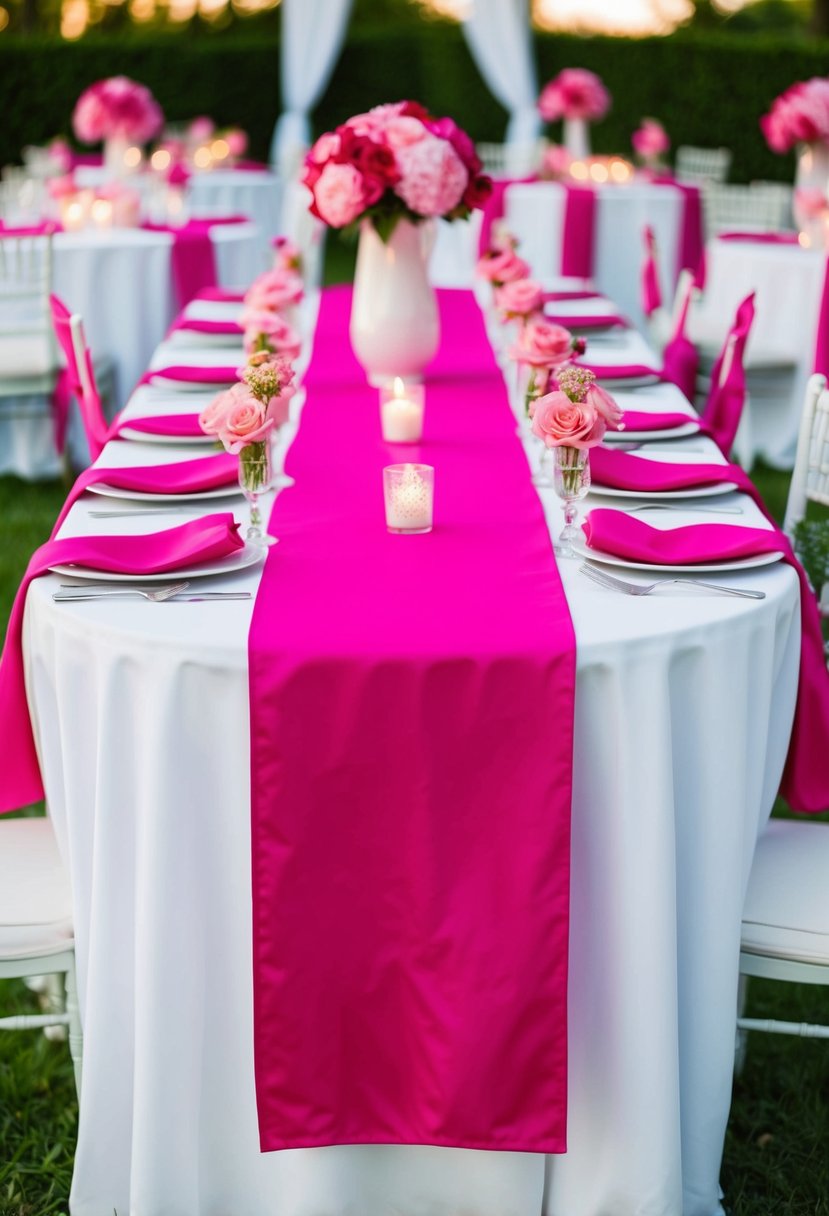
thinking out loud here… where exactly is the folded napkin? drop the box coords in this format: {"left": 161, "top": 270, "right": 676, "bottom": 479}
{"left": 580, "top": 362, "right": 663, "bottom": 381}
{"left": 589, "top": 449, "right": 736, "bottom": 493}
{"left": 0, "top": 220, "right": 60, "bottom": 237}
{"left": 546, "top": 312, "right": 628, "bottom": 330}
{"left": 51, "top": 452, "right": 238, "bottom": 534}
{"left": 113, "top": 413, "right": 208, "bottom": 440}
{"left": 718, "top": 231, "right": 799, "bottom": 245}
{"left": 0, "top": 513, "right": 243, "bottom": 814}
{"left": 581, "top": 507, "right": 829, "bottom": 813}
{"left": 542, "top": 290, "right": 601, "bottom": 303}
{"left": 139, "top": 365, "right": 239, "bottom": 388}
{"left": 169, "top": 316, "right": 243, "bottom": 337}
{"left": 619, "top": 409, "right": 696, "bottom": 433}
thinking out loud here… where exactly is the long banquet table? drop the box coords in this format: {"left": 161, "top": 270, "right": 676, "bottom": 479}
{"left": 22, "top": 285, "right": 802, "bottom": 1216}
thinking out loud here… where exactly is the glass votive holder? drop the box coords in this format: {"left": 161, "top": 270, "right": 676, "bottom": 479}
{"left": 383, "top": 463, "right": 434, "bottom": 535}
{"left": 379, "top": 377, "right": 425, "bottom": 443}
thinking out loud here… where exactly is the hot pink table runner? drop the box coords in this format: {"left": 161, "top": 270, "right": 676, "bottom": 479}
{"left": 249, "top": 286, "right": 574, "bottom": 1152}
{"left": 142, "top": 217, "right": 247, "bottom": 308}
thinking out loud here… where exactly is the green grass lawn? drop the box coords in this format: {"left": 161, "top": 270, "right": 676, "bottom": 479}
{"left": 0, "top": 335, "right": 826, "bottom": 1215}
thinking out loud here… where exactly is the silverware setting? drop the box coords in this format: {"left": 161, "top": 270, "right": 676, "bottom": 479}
{"left": 88, "top": 505, "right": 228, "bottom": 518}
{"left": 579, "top": 563, "right": 766, "bottom": 600}
{"left": 627, "top": 502, "right": 744, "bottom": 516}
{"left": 54, "top": 581, "right": 252, "bottom": 603}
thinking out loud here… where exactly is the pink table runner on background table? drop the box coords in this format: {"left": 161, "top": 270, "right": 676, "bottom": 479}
{"left": 142, "top": 216, "right": 248, "bottom": 308}
{"left": 249, "top": 286, "right": 575, "bottom": 1153}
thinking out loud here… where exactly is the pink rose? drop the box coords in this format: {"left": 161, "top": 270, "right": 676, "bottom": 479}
{"left": 244, "top": 268, "right": 304, "bottom": 311}
{"left": 384, "top": 115, "right": 428, "bottom": 149}
{"left": 511, "top": 318, "right": 575, "bottom": 368}
{"left": 216, "top": 390, "right": 274, "bottom": 454}
{"left": 762, "top": 77, "right": 829, "bottom": 153}
{"left": 531, "top": 391, "right": 606, "bottom": 449}
{"left": 584, "top": 383, "right": 624, "bottom": 431}
{"left": 311, "top": 161, "right": 367, "bottom": 227}
{"left": 199, "top": 386, "right": 238, "bottom": 436}
{"left": 271, "top": 236, "right": 302, "bottom": 273}
{"left": 476, "top": 247, "right": 531, "bottom": 285}
{"left": 242, "top": 311, "right": 302, "bottom": 359}
{"left": 538, "top": 69, "right": 611, "bottom": 123}
{"left": 266, "top": 391, "right": 292, "bottom": 429}
{"left": 224, "top": 128, "right": 248, "bottom": 158}
{"left": 188, "top": 116, "right": 215, "bottom": 143}
{"left": 394, "top": 133, "right": 468, "bottom": 216}
{"left": 495, "top": 278, "right": 544, "bottom": 319}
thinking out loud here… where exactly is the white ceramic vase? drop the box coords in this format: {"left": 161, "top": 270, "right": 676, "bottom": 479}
{"left": 350, "top": 218, "right": 439, "bottom": 384}
{"left": 793, "top": 141, "right": 829, "bottom": 246}
{"left": 563, "top": 117, "right": 591, "bottom": 161}
{"left": 103, "top": 135, "right": 130, "bottom": 180}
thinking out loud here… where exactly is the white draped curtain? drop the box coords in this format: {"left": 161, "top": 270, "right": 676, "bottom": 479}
{"left": 269, "top": 0, "right": 354, "bottom": 175}
{"left": 461, "top": 0, "right": 540, "bottom": 171}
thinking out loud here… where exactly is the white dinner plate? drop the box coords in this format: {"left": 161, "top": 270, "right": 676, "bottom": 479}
{"left": 572, "top": 538, "right": 783, "bottom": 574}
{"left": 50, "top": 545, "right": 262, "bottom": 583}
{"left": 87, "top": 480, "right": 240, "bottom": 503}
{"left": 593, "top": 374, "right": 662, "bottom": 390}
{"left": 147, "top": 372, "right": 237, "bottom": 393}
{"left": 603, "top": 419, "right": 701, "bottom": 442}
{"left": 590, "top": 451, "right": 736, "bottom": 499}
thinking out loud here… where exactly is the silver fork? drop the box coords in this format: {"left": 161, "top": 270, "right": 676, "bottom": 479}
{"left": 53, "top": 580, "right": 190, "bottom": 603}
{"left": 579, "top": 563, "right": 766, "bottom": 600}
{"left": 627, "top": 503, "right": 744, "bottom": 516}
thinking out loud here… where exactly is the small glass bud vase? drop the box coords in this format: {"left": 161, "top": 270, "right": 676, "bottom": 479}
{"left": 553, "top": 446, "right": 591, "bottom": 558}
{"left": 238, "top": 437, "right": 277, "bottom": 549}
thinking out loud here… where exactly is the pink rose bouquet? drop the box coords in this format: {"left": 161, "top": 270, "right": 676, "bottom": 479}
{"left": 632, "top": 119, "right": 670, "bottom": 165}
{"left": 302, "top": 101, "right": 492, "bottom": 240}
{"left": 761, "top": 77, "right": 829, "bottom": 153}
{"left": 510, "top": 317, "right": 579, "bottom": 369}
{"left": 538, "top": 69, "right": 611, "bottom": 124}
{"left": 531, "top": 391, "right": 605, "bottom": 450}
{"left": 72, "top": 77, "right": 164, "bottom": 145}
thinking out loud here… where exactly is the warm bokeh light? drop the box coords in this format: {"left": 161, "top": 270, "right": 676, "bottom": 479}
{"left": 534, "top": 0, "right": 693, "bottom": 35}
{"left": 151, "top": 148, "right": 171, "bottom": 171}
{"left": 60, "top": 0, "right": 89, "bottom": 37}
{"left": 124, "top": 145, "right": 142, "bottom": 168}
{"left": 0, "top": 6, "right": 9, "bottom": 30}
{"left": 129, "top": 0, "right": 157, "bottom": 21}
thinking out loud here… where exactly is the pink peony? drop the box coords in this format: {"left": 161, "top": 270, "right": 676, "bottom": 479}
{"left": 632, "top": 119, "right": 670, "bottom": 162}
{"left": 510, "top": 317, "right": 575, "bottom": 368}
{"left": 476, "top": 246, "right": 531, "bottom": 285}
{"left": 531, "top": 390, "right": 606, "bottom": 449}
{"left": 394, "top": 133, "right": 468, "bottom": 216}
{"left": 72, "top": 76, "right": 163, "bottom": 145}
{"left": 311, "top": 161, "right": 367, "bottom": 227}
{"left": 495, "top": 278, "right": 545, "bottom": 319}
{"left": 538, "top": 69, "right": 611, "bottom": 124}
{"left": 216, "top": 390, "right": 274, "bottom": 454}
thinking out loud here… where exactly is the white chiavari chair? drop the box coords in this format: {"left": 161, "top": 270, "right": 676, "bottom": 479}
{"left": 675, "top": 144, "right": 732, "bottom": 185}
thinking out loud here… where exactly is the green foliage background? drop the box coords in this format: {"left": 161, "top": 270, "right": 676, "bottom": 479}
{"left": 2, "top": 26, "right": 829, "bottom": 181}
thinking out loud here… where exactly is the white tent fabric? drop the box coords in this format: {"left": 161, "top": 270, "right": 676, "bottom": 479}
{"left": 269, "top": 0, "right": 354, "bottom": 176}
{"left": 461, "top": 0, "right": 540, "bottom": 169}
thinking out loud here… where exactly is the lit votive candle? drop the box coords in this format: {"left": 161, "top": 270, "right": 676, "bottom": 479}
{"left": 383, "top": 463, "right": 434, "bottom": 535}
{"left": 60, "top": 198, "right": 86, "bottom": 231}
{"left": 90, "top": 198, "right": 113, "bottom": 229}
{"left": 380, "top": 376, "right": 425, "bottom": 443}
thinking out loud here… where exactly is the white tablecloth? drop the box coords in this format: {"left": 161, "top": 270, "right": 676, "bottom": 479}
{"left": 22, "top": 321, "right": 801, "bottom": 1216}
{"left": 502, "top": 180, "right": 690, "bottom": 331}
{"left": 691, "top": 239, "right": 826, "bottom": 468}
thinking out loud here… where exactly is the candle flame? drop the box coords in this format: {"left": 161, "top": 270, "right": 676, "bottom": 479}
{"left": 393, "top": 376, "right": 405, "bottom": 397}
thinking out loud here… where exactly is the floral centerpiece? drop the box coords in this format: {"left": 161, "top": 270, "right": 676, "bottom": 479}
{"left": 761, "top": 77, "right": 829, "bottom": 241}
{"left": 72, "top": 77, "right": 163, "bottom": 177}
{"left": 632, "top": 119, "right": 670, "bottom": 171}
{"left": 239, "top": 266, "right": 305, "bottom": 358}
{"left": 200, "top": 353, "right": 296, "bottom": 548}
{"left": 509, "top": 317, "right": 585, "bottom": 417}
{"left": 530, "top": 366, "right": 622, "bottom": 557}
{"left": 538, "top": 69, "right": 611, "bottom": 161}
{"left": 303, "top": 101, "right": 492, "bottom": 382}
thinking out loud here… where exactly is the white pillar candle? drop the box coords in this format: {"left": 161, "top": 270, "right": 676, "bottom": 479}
{"left": 379, "top": 377, "right": 425, "bottom": 443}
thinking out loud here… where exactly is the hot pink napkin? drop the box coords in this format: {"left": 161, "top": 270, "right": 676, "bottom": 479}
{"left": 700, "top": 292, "right": 755, "bottom": 455}
{"left": 139, "top": 365, "right": 238, "bottom": 387}
{"left": 0, "top": 513, "right": 244, "bottom": 814}
{"left": 113, "top": 413, "right": 208, "bottom": 439}
{"left": 546, "top": 311, "right": 628, "bottom": 330}
{"left": 0, "top": 221, "right": 60, "bottom": 237}
{"left": 812, "top": 256, "right": 829, "bottom": 377}
{"left": 641, "top": 225, "right": 662, "bottom": 317}
{"left": 582, "top": 507, "right": 829, "bottom": 812}
{"left": 169, "top": 316, "right": 242, "bottom": 336}
{"left": 560, "top": 183, "right": 596, "bottom": 278}
{"left": 51, "top": 451, "right": 238, "bottom": 534}
{"left": 660, "top": 274, "right": 700, "bottom": 402}
{"left": 193, "top": 286, "right": 247, "bottom": 303}
{"left": 542, "top": 289, "right": 601, "bottom": 302}
{"left": 590, "top": 447, "right": 740, "bottom": 493}
{"left": 250, "top": 286, "right": 573, "bottom": 1153}
{"left": 142, "top": 217, "right": 248, "bottom": 308}
{"left": 618, "top": 409, "right": 696, "bottom": 432}
{"left": 580, "top": 362, "right": 662, "bottom": 381}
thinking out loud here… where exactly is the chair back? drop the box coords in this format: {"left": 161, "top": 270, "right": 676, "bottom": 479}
{"left": 783, "top": 373, "right": 829, "bottom": 536}
{"left": 702, "top": 182, "right": 792, "bottom": 240}
{"left": 640, "top": 225, "right": 662, "bottom": 318}
{"left": 0, "top": 233, "right": 58, "bottom": 380}
{"left": 48, "top": 294, "right": 109, "bottom": 460}
{"left": 675, "top": 144, "right": 732, "bottom": 185}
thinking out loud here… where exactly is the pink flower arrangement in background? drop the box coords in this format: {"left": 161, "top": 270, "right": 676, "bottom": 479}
{"left": 475, "top": 245, "right": 531, "bottom": 286}
{"left": 538, "top": 69, "right": 611, "bottom": 124}
{"left": 72, "top": 77, "right": 164, "bottom": 145}
{"left": 761, "top": 77, "right": 829, "bottom": 153}
{"left": 632, "top": 118, "right": 670, "bottom": 164}
{"left": 244, "top": 267, "right": 304, "bottom": 313}
{"left": 495, "top": 278, "right": 545, "bottom": 319}
{"left": 303, "top": 101, "right": 492, "bottom": 239}
{"left": 510, "top": 317, "right": 579, "bottom": 369}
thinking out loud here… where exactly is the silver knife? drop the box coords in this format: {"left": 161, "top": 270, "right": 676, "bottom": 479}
{"left": 53, "top": 590, "right": 251, "bottom": 602}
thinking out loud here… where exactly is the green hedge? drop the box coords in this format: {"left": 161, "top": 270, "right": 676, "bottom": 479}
{"left": 1, "top": 26, "right": 828, "bottom": 181}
